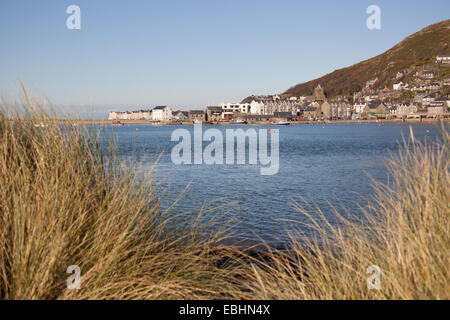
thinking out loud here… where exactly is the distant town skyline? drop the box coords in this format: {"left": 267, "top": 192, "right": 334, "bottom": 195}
{"left": 0, "top": 0, "right": 449, "bottom": 117}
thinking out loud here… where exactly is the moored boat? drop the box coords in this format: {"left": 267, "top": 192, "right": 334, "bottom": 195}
{"left": 112, "top": 120, "right": 124, "bottom": 126}
{"left": 272, "top": 121, "right": 290, "bottom": 125}
{"left": 230, "top": 120, "right": 247, "bottom": 125}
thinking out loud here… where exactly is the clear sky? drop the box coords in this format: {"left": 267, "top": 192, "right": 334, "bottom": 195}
{"left": 0, "top": 0, "right": 449, "bottom": 115}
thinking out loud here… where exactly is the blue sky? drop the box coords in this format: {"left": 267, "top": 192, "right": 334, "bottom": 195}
{"left": 0, "top": 0, "right": 449, "bottom": 115}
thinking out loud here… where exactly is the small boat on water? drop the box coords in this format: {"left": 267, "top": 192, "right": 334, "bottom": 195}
{"left": 272, "top": 121, "right": 290, "bottom": 126}
{"left": 112, "top": 120, "right": 124, "bottom": 126}
{"left": 230, "top": 120, "right": 247, "bottom": 125}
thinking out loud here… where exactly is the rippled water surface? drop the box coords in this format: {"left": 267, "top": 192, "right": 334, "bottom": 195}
{"left": 100, "top": 122, "right": 444, "bottom": 244}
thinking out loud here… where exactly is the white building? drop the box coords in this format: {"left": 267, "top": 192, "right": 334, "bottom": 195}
{"left": 219, "top": 103, "right": 250, "bottom": 114}
{"left": 354, "top": 102, "right": 368, "bottom": 114}
{"left": 393, "top": 82, "right": 409, "bottom": 91}
{"left": 108, "top": 111, "right": 120, "bottom": 120}
{"left": 108, "top": 111, "right": 131, "bottom": 120}
{"left": 436, "top": 55, "right": 450, "bottom": 64}
{"left": 131, "top": 110, "right": 152, "bottom": 120}
{"left": 250, "top": 100, "right": 266, "bottom": 115}
{"left": 152, "top": 106, "right": 173, "bottom": 121}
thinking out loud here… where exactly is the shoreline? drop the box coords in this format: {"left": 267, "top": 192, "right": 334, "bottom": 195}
{"left": 43, "top": 118, "right": 450, "bottom": 126}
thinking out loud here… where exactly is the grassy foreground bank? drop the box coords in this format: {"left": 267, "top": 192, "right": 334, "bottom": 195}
{"left": 0, "top": 106, "right": 448, "bottom": 299}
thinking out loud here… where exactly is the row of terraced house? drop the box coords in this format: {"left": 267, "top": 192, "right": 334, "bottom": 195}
{"left": 108, "top": 94, "right": 449, "bottom": 123}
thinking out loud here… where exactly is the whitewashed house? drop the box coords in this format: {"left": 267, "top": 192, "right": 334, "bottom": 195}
{"left": 109, "top": 111, "right": 131, "bottom": 120}
{"left": 152, "top": 106, "right": 173, "bottom": 121}
{"left": 131, "top": 110, "right": 152, "bottom": 120}
{"left": 354, "top": 101, "right": 368, "bottom": 114}
{"left": 142, "top": 110, "right": 152, "bottom": 120}
{"left": 108, "top": 111, "right": 120, "bottom": 120}
{"left": 250, "top": 100, "right": 265, "bottom": 115}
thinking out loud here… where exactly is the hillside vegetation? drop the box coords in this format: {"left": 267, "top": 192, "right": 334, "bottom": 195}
{"left": 242, "top": 19, "right": 450, "bottom": 102}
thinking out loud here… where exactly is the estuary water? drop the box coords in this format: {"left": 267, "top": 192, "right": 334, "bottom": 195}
{"left": 101, "top": 122, "right": 444, "bottom": 245}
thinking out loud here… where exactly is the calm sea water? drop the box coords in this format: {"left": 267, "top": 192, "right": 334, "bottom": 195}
{"left": 100, "top": 122, "right": 444, "bottom": 245}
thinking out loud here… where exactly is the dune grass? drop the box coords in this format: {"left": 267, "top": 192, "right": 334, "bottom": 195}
{"left": 0, "top": 104, "right": 241, "bottom": 300}
{"left": 238, "top": 126, "right": 449, "bottom": 299}
{"left": 0, "top": 99, "right": 448, "bottom": 300}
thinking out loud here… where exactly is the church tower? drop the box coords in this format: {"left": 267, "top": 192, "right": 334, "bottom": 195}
{"left": 313, "top": 84, "right": 326, "bottom": 101}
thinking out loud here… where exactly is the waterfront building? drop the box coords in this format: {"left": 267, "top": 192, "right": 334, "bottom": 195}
{"left": 173, "top": 110, "right": 189, "bottom": 121}
{"left": 318, "top": 100, "right": 332, "bottom": 119}
{"left": 219, "top": 103, "right": 250, "bottom": 114}
{"left": 108, "top": 111, "right": 131, "bottom": 120}
{"left": 302, "top": 102, "right": 321, "bottom": 120}
{"left": 152, "top": 106, "right": 173, "bottom": 122}
{"left": 222, "top": 111, "right": 234, "bottom": 121}
{"left": 108, "top": 111, "right": 120, "bottom": 120}
{"left": 396, "top": 102, "right": 418, "bottom": 116}
{"left": 189, "top": 110, "right": 206, "bottom": 122}
{"left": 367, "top": 102, "right": 388, "bottom": 117}
{"left": 331, "top": 101, "right": 351, "bottom": 119}
{"left": 250, "top": 100, "right": 266, "bottom": 115}
{"left": 427, "top": 101, "right": 446, "bottom": 115}
{"left": 130, "top": 110, "right": 152, "bottom": 120}
{"left": 353, "top": 101, "right": 368, "bottom": 114}
{"left": 205, "top": 106, "right": 223, "bottom": 122}
{"left": 273, "top": 112, "right": 293, "bottom": 122}
{"left": 243, "top": 114, "right": 274, "bottom": 123}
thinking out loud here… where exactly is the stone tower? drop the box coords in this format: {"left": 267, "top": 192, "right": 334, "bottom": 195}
{"left": 313, "top": 84, "right": 326, "bottom": 101}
